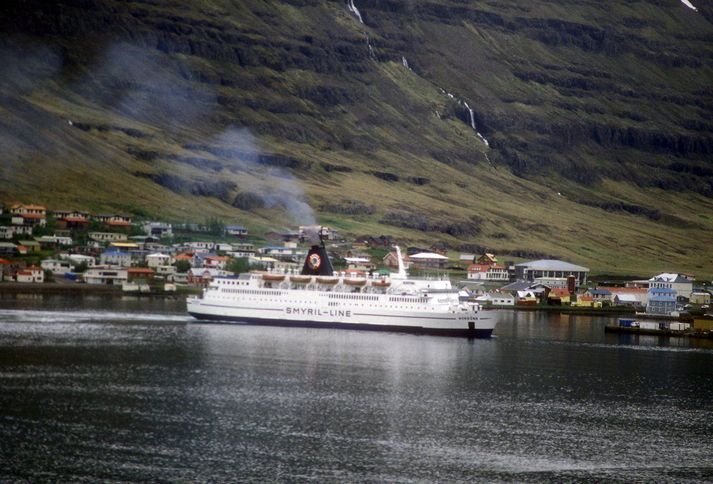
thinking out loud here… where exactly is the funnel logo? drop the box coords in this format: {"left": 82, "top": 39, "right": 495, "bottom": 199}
{"left": 308, "top": 253, "right": 322, "bottom": 270}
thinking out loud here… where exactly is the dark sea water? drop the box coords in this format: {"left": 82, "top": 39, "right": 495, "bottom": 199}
{"left": 1, "top": 295, "right": 712, "bottom": 482}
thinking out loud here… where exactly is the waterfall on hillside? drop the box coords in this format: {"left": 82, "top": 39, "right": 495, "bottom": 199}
{"left": 457, "top": 100, "right": 489, "bottom": 147}
{"left": 463, "top": 101, "right": 476, "bottom": 130}
{"left": 680, "top": 0, "right": 697, "bottom": 11}
{"left": 366, "top": 35, "right": 376, "bottom": 59}
{"left": 402, "top": 56, "right": 412, "bottom": 70}
{"left": 347, "top": 0, "right": 364, "bottom": 23}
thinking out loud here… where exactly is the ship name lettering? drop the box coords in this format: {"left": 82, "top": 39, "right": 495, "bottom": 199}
{"left": 285, "top": 308, "right": 351, "bottom": 317}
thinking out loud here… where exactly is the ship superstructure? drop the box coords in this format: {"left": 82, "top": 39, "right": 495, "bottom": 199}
{"left": 187, "top": 228, "right": 496, "bottom": 337}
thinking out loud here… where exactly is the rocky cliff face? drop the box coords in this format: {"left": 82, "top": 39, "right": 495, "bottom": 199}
{"left": 0, "top": 0, "right": 712, "bottom": 273}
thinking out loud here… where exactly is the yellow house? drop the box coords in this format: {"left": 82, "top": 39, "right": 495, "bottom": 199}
{"left": 548, "top": 288, "right": 571, "bottom": 305}
{"left": 572, "top": 295, "right": 602, "bottom": 308}
{"left": 690, "top": 292, "right": 711, "bottom": 305}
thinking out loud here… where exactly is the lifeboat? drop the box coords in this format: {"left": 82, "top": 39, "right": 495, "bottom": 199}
{"left": 372, "top": 279, "right": 391, "bottom": 287}
{"left": 262, "top": 273, "right": 286, "bottom": 282}
{"left": 290, "top": 275, "right": 312, "bottom": 283}
{"left": 316, "top": 277, "right": 339, "bottom": 284}
{"left": 344, "top": 278, "right": 367, "bottom": 286}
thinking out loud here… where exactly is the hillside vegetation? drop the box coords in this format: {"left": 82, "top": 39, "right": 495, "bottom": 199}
{"left": 1, "top": 0, "right": 712, "bottom": 275}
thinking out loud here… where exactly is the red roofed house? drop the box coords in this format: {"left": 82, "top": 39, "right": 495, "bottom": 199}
{"left": 16, "top": 265, "right": 44, "bottom": 283}
{"left": 10, "top": 204, "right": 47, "bottom": 229}
{"left": 573, "top": 294, "right": 596, "bottom": 308}
{"left": 58, "top": 216, "right": 90, "bottom": 230}
{"left": 476, "top": 253, "right": 499, "bottom": 265}
{"left": 106, "top": 217, "right": 133, "bottom": 229}
{"left": 547, "top": 288, "right": 571, "bottom": 305}
{"left": 127, "top": 267, "right": 155, "bottom": 281}
{"left": 204, "top": 256, "right": 229, "bottom": 270}
{"left": 467, "top": 263, "right": 509, "bottom": 281}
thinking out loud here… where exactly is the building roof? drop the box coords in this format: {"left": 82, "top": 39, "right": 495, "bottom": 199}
{"left": 110, "top": 243, "right": 139, "bottom": 248}
{"left": 12, "top": 204, "right": 46, "bottom": 210}
{"left": 188, "top": 268, "right": 226, "bottom": 276}
{"left": 587, "top": 289, "right": 612, "bottom": 296}
{"left": 615, "top": 294, "right": 640, "bottom": 302}
{"left": 127, "top": 268, "right": 154, "bottom": 274}
{"left": 63, "top": 216, "right": 88, "bottom": 223}
{"left": 501, "top": 281, "right": 532, "bottom": 292}
{"left": 598, "top": 287, "right": 647, "bottom": 294}
{"left": 650, "top": 273, "right": 693, "bottom": 283}
{"left": 410, "top": 252, "right": 449, "bottom": 260}
{"left": 516, "top": 259, "right": 589, "bottom": 272}
{"left": 18, "top": 213, "right": 45, "bottom": 219}
{"left": 18, "top": 240, "right": 40, "bottom": 246}
{"left": 549, "top": 288, "right": 571, "bottom": 298}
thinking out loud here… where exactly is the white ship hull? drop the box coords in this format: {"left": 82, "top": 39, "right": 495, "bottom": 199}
{"left": 187, "top": 287, "right": 496, "bottom": 337}
{"left": 187, "top": 240, "right": 496, "bottom": 337}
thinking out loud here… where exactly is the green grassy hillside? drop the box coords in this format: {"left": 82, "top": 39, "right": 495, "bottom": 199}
{"left": 0, "top": 0, "right": 712, "bottom": 276}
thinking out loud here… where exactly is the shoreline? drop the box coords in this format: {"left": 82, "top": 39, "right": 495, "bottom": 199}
{"left": 485, "top": 305, "right": 638, "bottom": 317}
{"left": 0, "top": 282, "right": 197, "bottom": 298}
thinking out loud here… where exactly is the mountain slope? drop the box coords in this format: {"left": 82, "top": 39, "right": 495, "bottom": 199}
{"left": 0, "top": 0, "right": 712, "bottom": 275}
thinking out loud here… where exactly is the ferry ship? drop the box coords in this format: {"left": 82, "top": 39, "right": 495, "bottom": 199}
{"left": 187, "top": 228, "right": 496, "bottom": 337}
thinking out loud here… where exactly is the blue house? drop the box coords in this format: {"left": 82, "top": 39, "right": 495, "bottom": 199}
{"left": 225, "top": 225, "right": 248, "bottom": 237}
{"left": 646, "top": 287, "right": 677, "bottom": 314}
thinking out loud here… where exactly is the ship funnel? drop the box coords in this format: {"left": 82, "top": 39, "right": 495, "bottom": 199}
{"left": 301, "top": 243, "right": 335, "bottom": 276}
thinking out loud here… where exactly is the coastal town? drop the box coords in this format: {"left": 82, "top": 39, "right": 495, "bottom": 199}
{"left": 2, "top": 202, "right": 712, "bottom": 334}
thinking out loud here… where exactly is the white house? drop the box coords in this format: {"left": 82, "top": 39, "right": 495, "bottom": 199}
{"left": 41, "top": 259, "right": 72, "bottom": 275}
{"left": 36, "top": 235, "right": 74, "bottom": 246}
{"left": 83, "top": 266, "right": 129, "bottom": 285}
{"left": 476, "top": 292, "right": 515, "bottom": 306}
{"left": 533, "top": 277, "right": 569, "bottom": 289}
{"left": 100, "top": 249, "right": 132, "bottom": 267}
{"left": 89, "top": 232, "right": 128, "bottom": 242}
{"left": 648, "top": 273, "right": 694, "bottom": 300}
{"left": 409, "top": 252, "right": 449, "bottom": 269}
{"left": 61, "top": 253, "right": 96, "bottom": 267}
{"left": 217, "top": 243, "right": 234, "bottom": 253}
{"left": 146, "top": 253, "right": 173, "bottom": 268}
{"left": 143, "top": 221, "right": 173, "bottom": 238}
{"left": 515, "top": 259, "right": 590, "bottom": 286}
{"left": 16, "top": 265, "right": 44, "bottom": 283}
{"left": 204, "top": 256, "right": 229, "bottom": 270}
{"left": 467, "top": 264, "right": 509, "bottom": 281}
{"left": 344, "top": 257, "right": 374, "bottom": 271}
{"left": 187, "top": 241, "right": 216, "bottom": 251}
{"left": 154, "top": 265, "right": 177, "bottom": 280}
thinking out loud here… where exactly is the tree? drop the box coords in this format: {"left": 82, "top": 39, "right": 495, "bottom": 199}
{"left": 175, "top": 259, "right": 192, "bottom": 273}
{"left": 227, "top": 257, "right": 250, "bottom": 275}
{"left": 73, "top": 262, "right": 88, "bottom": 273}
{"left": 206, "top": 217, "right": 225, "bottom": 237}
